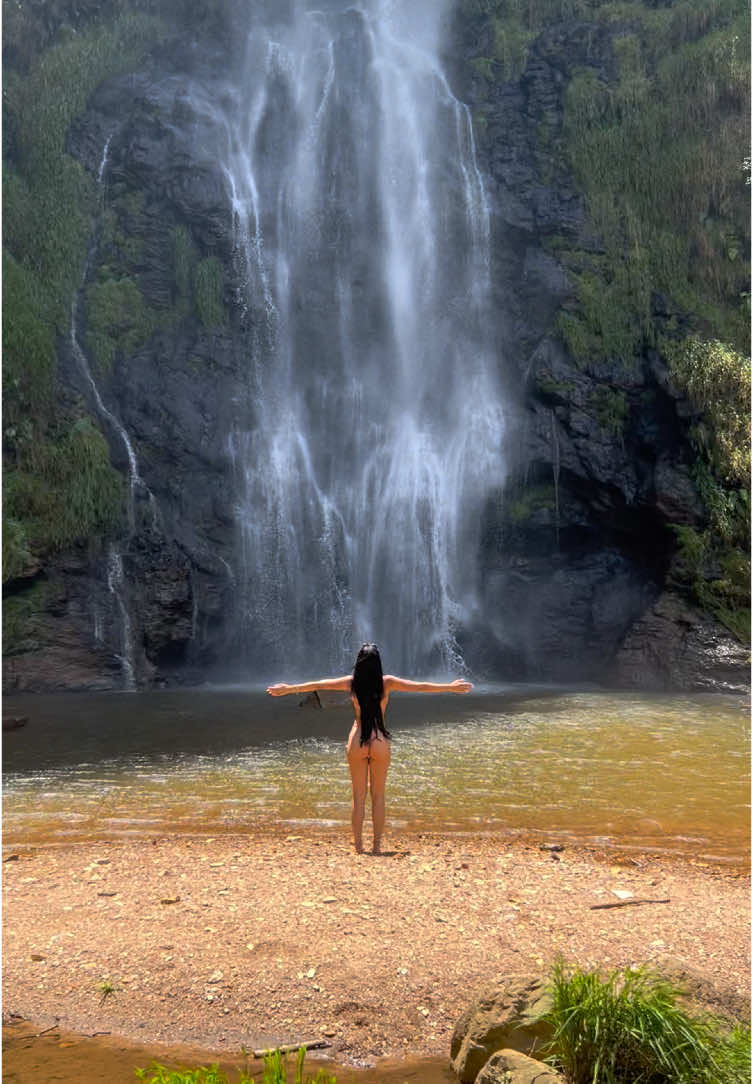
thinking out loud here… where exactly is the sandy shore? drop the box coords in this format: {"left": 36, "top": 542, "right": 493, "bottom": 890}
{"left": 2, "top": 828, "right": 749, "bottom": 1068}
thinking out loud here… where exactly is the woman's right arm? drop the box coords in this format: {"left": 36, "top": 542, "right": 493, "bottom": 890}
{"left": 384, "top": 676, "right": 472, "bottom": 694}
{"left": 266, "top": 675, "right": 352, "bottom": 696}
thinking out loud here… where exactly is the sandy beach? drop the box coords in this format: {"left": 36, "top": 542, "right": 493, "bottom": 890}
{"left": 2, "top": 826, "right": 749, "bottom": 1074}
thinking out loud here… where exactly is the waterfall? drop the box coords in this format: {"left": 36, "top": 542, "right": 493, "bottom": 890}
{"left": 106, "top": 546, "right": 136, "bottom": 690}
{"left": 222, "top": 0, "right": 507, "bottom": 675}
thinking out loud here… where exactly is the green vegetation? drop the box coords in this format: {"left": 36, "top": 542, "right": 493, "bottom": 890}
{"left": 459, "top": 0, "right": 606, "bottom": 82}
{"left": 666, "top": 337, "right": 750, "bottom": 487}
{"left": 87, "top": 273, "right": 158, "bottom": 373}
{"left": 588, "top": 386, "right": 628, "bottom": 438}
{"left": 664, "top": 336, "right": 750, "bottom": 640}
{"left": 462, "top": 0, "right": 750, "bottom": 637}
{"left": 460, "top": 1, "right": 749, "bottom": 367}
{"left": 194, "top": 257, "right": 227, "bottom": 328}
{"left": 2, "top": 7, "right": 168, "bottom": 583}
{"left": 172, "top": 225, "right": 198, "bottom": 302}
{"left": 504, "top": 483, "right": 556, "bottom": 525}
{"left": 99, "top": 979, "right": 118, "bottom": 1005}
{"left": 544, "top": 961, "right": 751, "bottom": 1084}
{"left": 558, "top": 3, "right": 749, "bottom": 368}
{"left": 136, "top": 1046, "right": 337, "bottom": 1084}
{"left": 535, "top": 372, "right": 576, "bottom": 399}
{"left": 2, "top": 581, "right": 50, "bottom": 654}
{"left": 3, "top": 419, "right": 123, "bottom": 563}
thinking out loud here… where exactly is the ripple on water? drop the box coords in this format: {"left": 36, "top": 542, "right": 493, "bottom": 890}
{"left": 2, "top": 690, "right": 749, "bottom": 861}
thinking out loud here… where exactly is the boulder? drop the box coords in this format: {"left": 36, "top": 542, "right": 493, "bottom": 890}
{"left": 476, "top": 1049, "right": 564, "bottom": 1084}
{"left": 451, "top": 976, "right": 554, "bottom": 1084}
{"left": 614, "top": 591, "right": 750, "bottom": 693}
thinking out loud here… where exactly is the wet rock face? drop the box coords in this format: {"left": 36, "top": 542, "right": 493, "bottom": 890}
{"left": 60, "top": 46, "right": 244, "bottom": 686}
{"left": 4, "top": 15, "right": 745, "bottom": 691}
{"left": 443, "top": 19, "right": 742, "bottom": 688}
{"left": 614, "top": 592, "right": 751, "bottom": 694}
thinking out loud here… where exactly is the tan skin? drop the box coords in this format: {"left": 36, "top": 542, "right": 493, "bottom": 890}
{"left": 267, "top": 674, "right": 472, "bottom": 854}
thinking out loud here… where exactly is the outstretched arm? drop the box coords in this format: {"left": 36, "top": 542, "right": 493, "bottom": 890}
{"left": 384, "top": 675, "right": 472, "bottom": 694}
{"left": 266, "top": 675, "right": 352, "bottom": 696}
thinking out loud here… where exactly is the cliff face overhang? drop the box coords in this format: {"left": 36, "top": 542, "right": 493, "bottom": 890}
{"left": 2, "top": 11, "right": 748, "bottom": 694}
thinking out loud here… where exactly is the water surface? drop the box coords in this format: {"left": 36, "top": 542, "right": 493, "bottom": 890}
{"left": 3, "top": 687, "right": 749, "bottom": 864}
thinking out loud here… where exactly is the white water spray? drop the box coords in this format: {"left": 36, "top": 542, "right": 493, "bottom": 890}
{"left": 222, "top": 0, "right": 507, "bottom": 674}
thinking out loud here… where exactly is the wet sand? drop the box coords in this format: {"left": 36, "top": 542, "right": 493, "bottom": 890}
{"left": 3, "top": 827, "right": 749, "bottom": 1078}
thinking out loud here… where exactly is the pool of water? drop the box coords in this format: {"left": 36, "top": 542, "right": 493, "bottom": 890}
{"left": 2, "top": 686, "right": 749, "bottom": 863}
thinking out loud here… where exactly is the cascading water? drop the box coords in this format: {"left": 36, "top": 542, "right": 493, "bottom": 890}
{"left": 223, "top": 0, "right": 507, "bottom": 675}
{"left": 70, "top": 132, "right": 153, "bottom": 688}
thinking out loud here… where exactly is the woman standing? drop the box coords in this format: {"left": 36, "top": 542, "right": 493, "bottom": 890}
{"left": 267, "top": 643, "right": 472, "bottom": 853}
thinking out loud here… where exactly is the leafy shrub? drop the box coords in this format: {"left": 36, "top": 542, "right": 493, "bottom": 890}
{"left": 665, "top": 336, "right": 750, "bottom": 486}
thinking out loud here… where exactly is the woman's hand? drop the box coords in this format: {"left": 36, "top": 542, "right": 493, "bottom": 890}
{"left": 451, "top": 679, "right": 473, "bottom": 693}
{"left": 266, "top": 683, "right": 291, "bottom": 696}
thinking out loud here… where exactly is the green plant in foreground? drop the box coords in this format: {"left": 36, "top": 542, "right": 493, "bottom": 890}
{"left": 544, "top": 961, "right": 751, "bottom": 1084}
{"left": 136, "top": 1046, "right": 337, "bottom": 1084}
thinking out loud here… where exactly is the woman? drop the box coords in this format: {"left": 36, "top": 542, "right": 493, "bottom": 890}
{"left": 267, "top": 643, "right": 472, "bottom": 854}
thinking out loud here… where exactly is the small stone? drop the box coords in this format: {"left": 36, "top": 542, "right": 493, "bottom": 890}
{"left": 208, "top": 970, "right": 224, "bottom": 983}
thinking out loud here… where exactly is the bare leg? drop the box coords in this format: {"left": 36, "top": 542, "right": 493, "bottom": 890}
{"left": 368, "top": 739, "right": 391, "bottom": 855}
{"left": 346, "top": 736, "right": 369, "bottom": 854}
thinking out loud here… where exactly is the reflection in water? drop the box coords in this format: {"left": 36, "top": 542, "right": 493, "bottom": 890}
{"left": 2, "top": 690, "right": 749, "bottom": 863}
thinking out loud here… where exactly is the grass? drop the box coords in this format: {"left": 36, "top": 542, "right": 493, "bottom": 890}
{"left": 2, "top": 7, "right": 166, "bottom": 579}
{"left": 558, "top": 5, "right": 750, "bottom": 368}
{"left": 99, "top": 980, "right": 117, "bottom": 1006}
{"left": 135, "top": 1046, "right": 337, "bottom": 1084}
{"left": 544, "top": 961, "right": 751, "bottom": 1084}
{"left": 86, "top": 273, "right": 158, "bottom": 373}
{"left": 194, "top": 257, "right": 226, "bottom": 328}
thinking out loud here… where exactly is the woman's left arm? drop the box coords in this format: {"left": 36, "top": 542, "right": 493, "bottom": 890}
{"left": 266, "top": 675, "right": 352, "bottom": 696}
{"left": 384, "top": 676, "right": 473, "bottom": 694}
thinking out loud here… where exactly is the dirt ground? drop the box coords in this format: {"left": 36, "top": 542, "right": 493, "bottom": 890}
{"left": 2, "top": 828, "right": 749, "bottom": 1071}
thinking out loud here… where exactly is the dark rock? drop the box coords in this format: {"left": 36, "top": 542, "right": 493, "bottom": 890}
{"left": 299, "top": 691, "right": 323, "bottom": 709}
{"left": 653, "top": 456, "right": 704, "bottom": 524}
{"left": 614, "top": 592, "right": 750, "bottom": 693}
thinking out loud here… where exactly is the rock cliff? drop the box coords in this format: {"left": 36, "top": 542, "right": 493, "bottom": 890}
{"left": 3, "top": 2, "right": 748, "bottom": 692}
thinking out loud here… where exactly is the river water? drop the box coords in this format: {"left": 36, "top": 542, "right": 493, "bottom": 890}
{"left": 3, "top": 688, "right": 748, "bottom": 865}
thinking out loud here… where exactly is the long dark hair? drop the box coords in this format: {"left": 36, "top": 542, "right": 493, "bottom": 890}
{"left": 351, "top": 643, "right": 391, "bottom": 746}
